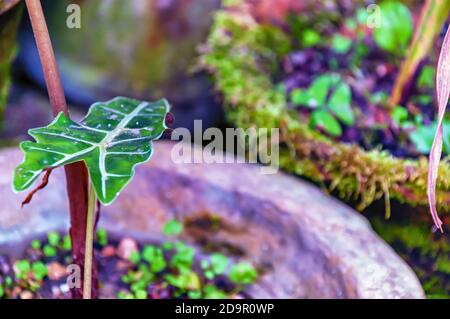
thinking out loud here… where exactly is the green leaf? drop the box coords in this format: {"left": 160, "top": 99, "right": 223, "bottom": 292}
{"left": 291, "top": 89, "right": 310, "bottom": 106}
{"left": 31, "top": 240, "right": 41, "bottom": 250}
{"left": 301, "top": 29, "right": 321, "bottom": 47}
{"left": 331, "top": 34, "right": 352, "bottom": 54}
{"left": 307, "top": 75, "right": 336, "bottom": 107}
{"left": 310, "top": 110, "right": 342, "bottom": 137}
{"left": 171, "top": 242, "right": 194, "bottom": 274}
{"left": 43, "top": 245, "right": 57, "bottom": 257}
{"left": 410, "top": 124, "right": 435, "bottom": 154}
{"left": 229, "top": 262, "right": 257, "bottom": 285}
{"left": 165, "top": 272, "right": 200, "bottom": 290}
{"left": 356, "top": 8, "right": 368, "bottom": 24}
{"left": 210, "top": 253, "right": 229, "bottom": 275}
{"left": 13, "top": 97, "right": 170, "bottom": 205}
{"left": 62, "top": 235, "right": 72, "bottom": 251}
{"left": 4, "top": 276, "right": 12, "bottom": 287}
{"left": 142, "top": 245, "right": 166, "bottom": 272}
{"left": 328, "top": 82, "right": 354, "bottom": 125}
{"left": 129, "top": 251, "right": 141, "bottom": 265}
{"left": 391, "top": 106, "right": 409, "bottom": 126}
{"left": 47, "top": 232, "right": 60, "bottom": 247}
{"left": 418, "top": 66, "right": 435, "bottom": 89}
{"left": 31, "top": 261, "right": 48, "bottom": 281}
{"left": 14, "top": 260, "right": 31, "bottom": 278}
{"left": 413, "top": 95, "right": 433, "bottom": 105}
{"left": 203, "top": 285, "right": 227, "bottom": 299}
{"left": 188, "top": 290, "right": 202, "bottom": 299}
{"left": 411, "top": 120, "right": 450, "bottom": 155}
{"left": 370, "top": 91, "right": 388, "bottom": 105}
{"left": 135, "top": 290, "right": 148, "bottom": 299}
{"left": 96, "top": 228, "right": 108, "bottom": 246}
{"left": 373, "top": 1, "right": 413, "bottom": 53}
{"left": 163, "top": 219, "right": 183, "bottom": 236}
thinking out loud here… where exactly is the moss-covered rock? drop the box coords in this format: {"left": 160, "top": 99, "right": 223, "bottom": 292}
{"left": 198, "top": 1, "right": 450, "bottom": 215}
{"left": 371, "top": 217, "right": 450, "bottom": 298}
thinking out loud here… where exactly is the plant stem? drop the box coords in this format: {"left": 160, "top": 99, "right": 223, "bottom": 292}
{"left": 83, "top": 181, "right": 96, "bottom": 299}
{"left": 25, "top": 0, "right": 95, "bottom": 298}
{"left": 24, "top": 0, "right": 67, "bottom": 116}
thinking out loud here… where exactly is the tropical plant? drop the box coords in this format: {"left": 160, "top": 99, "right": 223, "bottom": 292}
{"left": 12, "top": 98, "right": 170, "bottom": 298}
{"left": 373, "top": 1, "right": 413, "bottom": 55}
{"left": 14, "top": 0, "right": 170, "bottom": 299}
{"left": 290, "top": 74, "right": 354, "bottom": 137}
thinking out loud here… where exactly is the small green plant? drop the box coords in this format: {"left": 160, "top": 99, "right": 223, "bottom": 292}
{"left": 31, "top": 239, "right": 41, "bottom": 250}
{"left": 47, "top": 232, "right": 60, "bottom": 246}
{"left": 163, "top": 219, "right": 183, "bottom": 236}
{"left": 331, "top": 34, "right": 352, "bottom": 54}
{"left": 142, "top": 245, "right": 167, "bottom": 272}
{"left": 43, "top": 245, "right": 57, "bottom": 257}
{"left": 373, "top": 1, "right": 413, "bottom": 54}
{"left": 290, "top": 74, "right": 354, "bottom": 137}
{"left": 96, "top": 228, "right": 108, "bottom": 246}
{"left": 201, "top": 253, "right": 229, "bottom": 279}
{"left": 119, "top": 220, "right": 258, "bottom": 299}
{"left": 229, "top": 262, "right": 258, "bottom": 285}
{"left": 410, "top": 120, "right": 450, "bottom": 155}
{"left": 301, "top": 29, "right": 321, "bottom": 48}
{"left": 417, "top": 65, "right": 436, "bottom": 89}
{"left": 62, "top": 235, "right": 71, "bottom": 251}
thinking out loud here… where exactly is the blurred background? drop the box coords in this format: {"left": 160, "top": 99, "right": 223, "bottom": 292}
{"left": 1, "top": 0, "right": 223, "bottom": 142}
{"left": 0, "top": 0, "right": 449, "bottom": 299}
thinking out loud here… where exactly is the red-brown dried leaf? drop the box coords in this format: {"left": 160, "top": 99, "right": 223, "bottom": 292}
{"left": 428, "top": 26, "right": 450, "bottom": 232}
{"left": 21, "top": 169, "right": 52, "bottom": 207}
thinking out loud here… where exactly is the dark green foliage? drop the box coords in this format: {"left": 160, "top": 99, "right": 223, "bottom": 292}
{"left": 229, "top": 262, "right": 258, "bottom": 285}
{"left": 290, "top": 74, "right": 354, "bottom": 137}
{"left": 373, "top": 1, "right": 413, "bottom": 54}
{"left": 163, "top": 219, "right": 183, "bottom": 236}
{"left": 96, "top": 228, "right": 108, "bottom": 246}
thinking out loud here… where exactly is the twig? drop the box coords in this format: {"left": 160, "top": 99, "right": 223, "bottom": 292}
{"left": 83, "top": 181, "right": 96, "bottom": 299}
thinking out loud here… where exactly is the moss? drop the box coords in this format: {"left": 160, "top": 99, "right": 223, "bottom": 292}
{"left": 198, "top": 4, "right": 450, "bottom": 214}
{"left": 371, "top": 218, "right": 450, "bottom": 297}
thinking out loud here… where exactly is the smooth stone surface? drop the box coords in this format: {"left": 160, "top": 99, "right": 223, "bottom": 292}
{"left": 0, "top": 142, "right": 425, "bottom": 298}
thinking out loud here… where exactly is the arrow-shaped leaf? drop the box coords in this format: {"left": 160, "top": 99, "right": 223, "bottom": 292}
{"left": 13, "top": 97, "right": 170, "bottom": 205}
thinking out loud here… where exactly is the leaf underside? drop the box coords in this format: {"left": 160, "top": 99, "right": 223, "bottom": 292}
{"left": 13, "top": 97, "right": 170, "bottom": 205}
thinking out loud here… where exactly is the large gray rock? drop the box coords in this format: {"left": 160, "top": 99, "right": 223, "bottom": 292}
{"left": 0, "top": 141, "right": 424, "bottom": 298}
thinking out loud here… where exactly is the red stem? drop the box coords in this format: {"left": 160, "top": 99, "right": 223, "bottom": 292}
{"left": 24, "top": 0, "right": 98, "bottom": 298}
